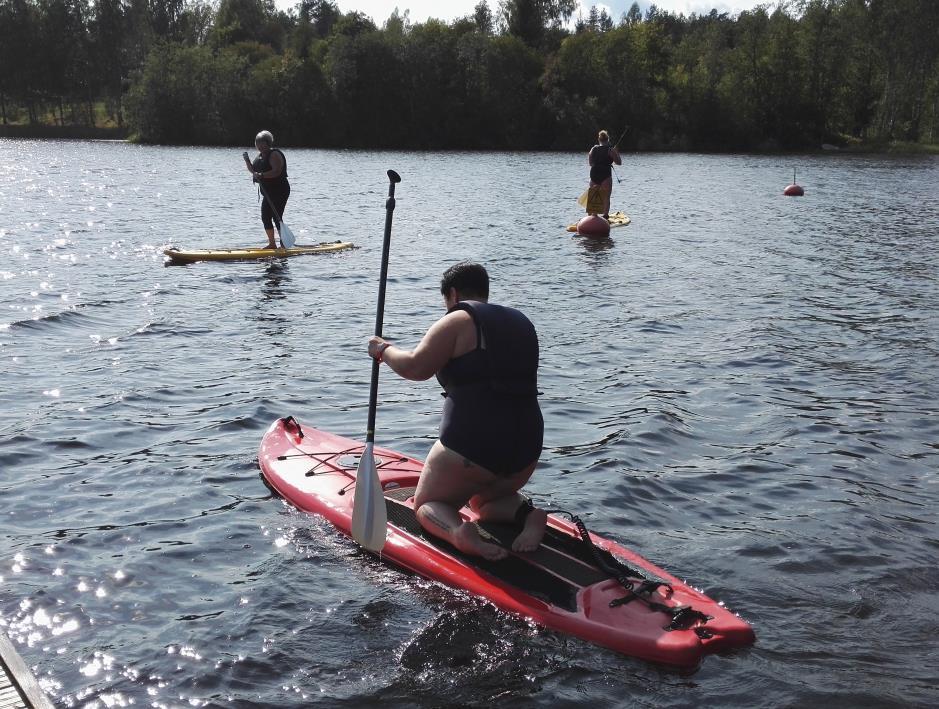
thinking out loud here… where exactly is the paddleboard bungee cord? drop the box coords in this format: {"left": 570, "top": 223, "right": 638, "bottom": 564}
{"left": 546, "top": 507, "right": 713, "bottom": 633}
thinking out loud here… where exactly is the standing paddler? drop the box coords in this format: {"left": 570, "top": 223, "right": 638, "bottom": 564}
{"left": 587, "top": 129, "right": 622, "bottom": 219}
{"left": 245, "top": 130, "right": 290, "bottom": 248}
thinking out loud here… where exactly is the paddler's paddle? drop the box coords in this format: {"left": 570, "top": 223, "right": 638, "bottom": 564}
{"left": 242, "top": 152, "right": 296, "bottom": 248}
{"left": 351, "top": 168, "right": 401, "bottom": 553}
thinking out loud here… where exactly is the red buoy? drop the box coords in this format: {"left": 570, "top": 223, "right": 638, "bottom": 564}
{"left": 784, "top": 168, "right": 804, "bottom": 196}
{"left": 577, "top": 214, "right": 610, "bottom": 237}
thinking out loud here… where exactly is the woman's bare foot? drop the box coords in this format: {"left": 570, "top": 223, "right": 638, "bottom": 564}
{"left": 512, "top": 508, "right": 547, "bottom": 552}
{"left": 453, "top": 522, "right": 508, "bottom": 561}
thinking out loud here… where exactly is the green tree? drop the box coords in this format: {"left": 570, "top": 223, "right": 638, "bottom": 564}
{"left": 127, "top": 42, "right": 249, "bottom": 142}
{"left": 90, "top": 0, "right": 128, "bottom": 125}
{"left": 0, "top": 0, "right": 42, "bottom": 123}
{"left": 500, "top": 0, "right": 576, "bottom": 47}
{"left": 473, "top": 0, "right": 493, "bottom": 35}
{"left": 324, "top": 26, "right": 401, "bottom": 146}
{"left": 868, "top": 0, "right": 939, "bottom": 141}
{"left": 623, "top": 1, "right": 641, "bottom": 27}
{"left": 212, "top": 0, "right": 282, "bottom": 48}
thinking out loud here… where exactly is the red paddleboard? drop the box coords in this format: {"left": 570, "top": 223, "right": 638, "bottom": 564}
{"left": 258, "top": 416, "right": 755, "bottom": 666}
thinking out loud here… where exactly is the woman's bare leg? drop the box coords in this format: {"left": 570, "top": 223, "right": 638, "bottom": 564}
{"left": 414, "top": 444, "right": 546, "bottom": 556}
{"left": 414, "top": 442, "right": 508, "bottom": 560}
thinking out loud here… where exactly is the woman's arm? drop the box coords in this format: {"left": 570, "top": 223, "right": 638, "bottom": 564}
{"left": 264, "top": 151, "right": 284, "bottom": 179}
{"left": 611, "top": 148, "right": 622, "bottom": 165}
{"left": 368, "top": 310, "right": 470, "bottom": 381}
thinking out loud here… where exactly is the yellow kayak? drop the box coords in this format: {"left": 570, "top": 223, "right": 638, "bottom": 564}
{"left": 566, "top": 211, "right": 631, "bottom": 232}
{"left": 164, "top": 241, "right": 355, "bottom": 264}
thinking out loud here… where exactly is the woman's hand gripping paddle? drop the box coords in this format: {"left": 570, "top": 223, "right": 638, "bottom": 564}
{"left": 351, "top": 169, "right": 402, "bottom": 553}
{"left": 242, "top": 152, "right": 296, "bottom": 248}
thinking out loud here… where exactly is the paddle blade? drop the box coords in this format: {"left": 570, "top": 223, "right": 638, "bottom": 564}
{"left": 576, "top": 190, "right": 588, "bottom": 208}
{"left": 351, "top": 442, "right": 388, "bottom": 552}
{"left": 279, "top": 222, "right": 296, "bottom": 248}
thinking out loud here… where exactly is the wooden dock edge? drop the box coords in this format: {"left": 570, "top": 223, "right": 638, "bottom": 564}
{"left": 0, "top": 633, "right": 54, "bottom": 709}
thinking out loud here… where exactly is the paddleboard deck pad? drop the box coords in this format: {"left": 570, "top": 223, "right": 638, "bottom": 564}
{"left": 566, "top": 211, "right": 631, "bottom": 232}
{"left": 258, "top": 417, "right": 755, "bottom": 666}
{"left": 164, "top": 241, "right": 354, "bottom": 263}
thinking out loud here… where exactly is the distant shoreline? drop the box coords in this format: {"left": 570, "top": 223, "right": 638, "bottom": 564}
{"left": 1, "top": 124, "right": 936, "bottom": 155}
{"left": 0, "top": 124, "right": 128, "bottom": 140}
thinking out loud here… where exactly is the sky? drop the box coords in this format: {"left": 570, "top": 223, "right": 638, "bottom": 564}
{"left": 274, "top": 0, "right": 772, "bottom": 26}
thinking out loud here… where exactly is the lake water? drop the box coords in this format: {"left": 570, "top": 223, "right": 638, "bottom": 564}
{"left": 1, "top": 139, "right": 937, "bottom": 707}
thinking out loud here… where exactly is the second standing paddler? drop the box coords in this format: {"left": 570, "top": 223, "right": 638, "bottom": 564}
{"left": 587, "top": 129, "right": 622, "bottom": 219}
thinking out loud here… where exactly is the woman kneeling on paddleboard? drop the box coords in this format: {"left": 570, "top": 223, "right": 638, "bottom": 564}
{"left": 367, "top": 262, "right": 547, "bottom": 560}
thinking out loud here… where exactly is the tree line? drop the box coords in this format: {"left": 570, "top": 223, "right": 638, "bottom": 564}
{"left": 1, "top": 0, "right": 937, "bottom": 150}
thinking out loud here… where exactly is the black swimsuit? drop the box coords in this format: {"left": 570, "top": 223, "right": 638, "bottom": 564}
{"left": 436, "top": 301, "right": 543, "bottom": 476}
{"left": 253, "top": 149, "right": 290, "bottom": 229}
{"left": 589, "top": 144, "right": 614, "bottom": 183}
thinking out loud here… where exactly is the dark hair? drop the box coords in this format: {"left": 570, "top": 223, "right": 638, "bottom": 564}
{"left": 440, "top": 261, "right": 489, "bottom": 299}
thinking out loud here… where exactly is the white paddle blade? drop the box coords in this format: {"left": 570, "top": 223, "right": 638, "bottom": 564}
{"left": 279, "top": 222, "right": 296, "bottom": 248}
{"left": 576, "top": 190, "right": 588, "bottom": 208}
{"left": 351, "top": 442, "right": 388, "bottom": 552}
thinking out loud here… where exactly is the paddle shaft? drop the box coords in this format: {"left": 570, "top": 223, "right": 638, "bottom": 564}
{"left": 613, "top": 124, "right": 630, "bottom": 149}
{"left": 365, "top": 170, "right": 401, "bottom": 444}
{"left": 612, "top": 126, "right": 628, "bottom": 183}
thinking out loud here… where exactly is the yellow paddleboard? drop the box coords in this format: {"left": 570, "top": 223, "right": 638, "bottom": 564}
{"left": 164, "top": 241, "right": 354, "bottom": 264}
{"left": 566, "top": 211, "right": 631, "bottom": 233}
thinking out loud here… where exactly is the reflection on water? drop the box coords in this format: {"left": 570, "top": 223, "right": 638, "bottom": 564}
{"left": 576, "top": 233, "right": 616, "bottom": 255}
{"left": 262, "top": 260, "right": 290, "bottom": 301}
{"left": 0, "top": 140, "right": 938, "bottom": 707}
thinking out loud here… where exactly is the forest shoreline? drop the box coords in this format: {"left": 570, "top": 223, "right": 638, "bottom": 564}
{"left": 2, "top": 123, "right": 936, "bottom": 156}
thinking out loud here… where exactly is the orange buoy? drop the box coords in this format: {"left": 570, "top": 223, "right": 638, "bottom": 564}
{"left": 576, "top": 214, "right": 610, "bottom": 237}
{"left": 784, "top": 168, "right": 804, "bottom": 196}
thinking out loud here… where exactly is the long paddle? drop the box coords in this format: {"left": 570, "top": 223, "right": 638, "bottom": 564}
{"left": 351, "top": 168, "right": 401, "bottom": 552}
{"left": 242, "top": 152, "right": 296, "bottom": 248}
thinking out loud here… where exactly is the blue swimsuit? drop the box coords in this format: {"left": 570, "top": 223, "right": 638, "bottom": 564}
{"left": 436, "top": 301, "right": 543, "bottom": 476}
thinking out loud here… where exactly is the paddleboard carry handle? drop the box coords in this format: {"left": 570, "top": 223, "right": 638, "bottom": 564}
{"left": 282, "top": 415, "right": 304, "bottom": 439}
